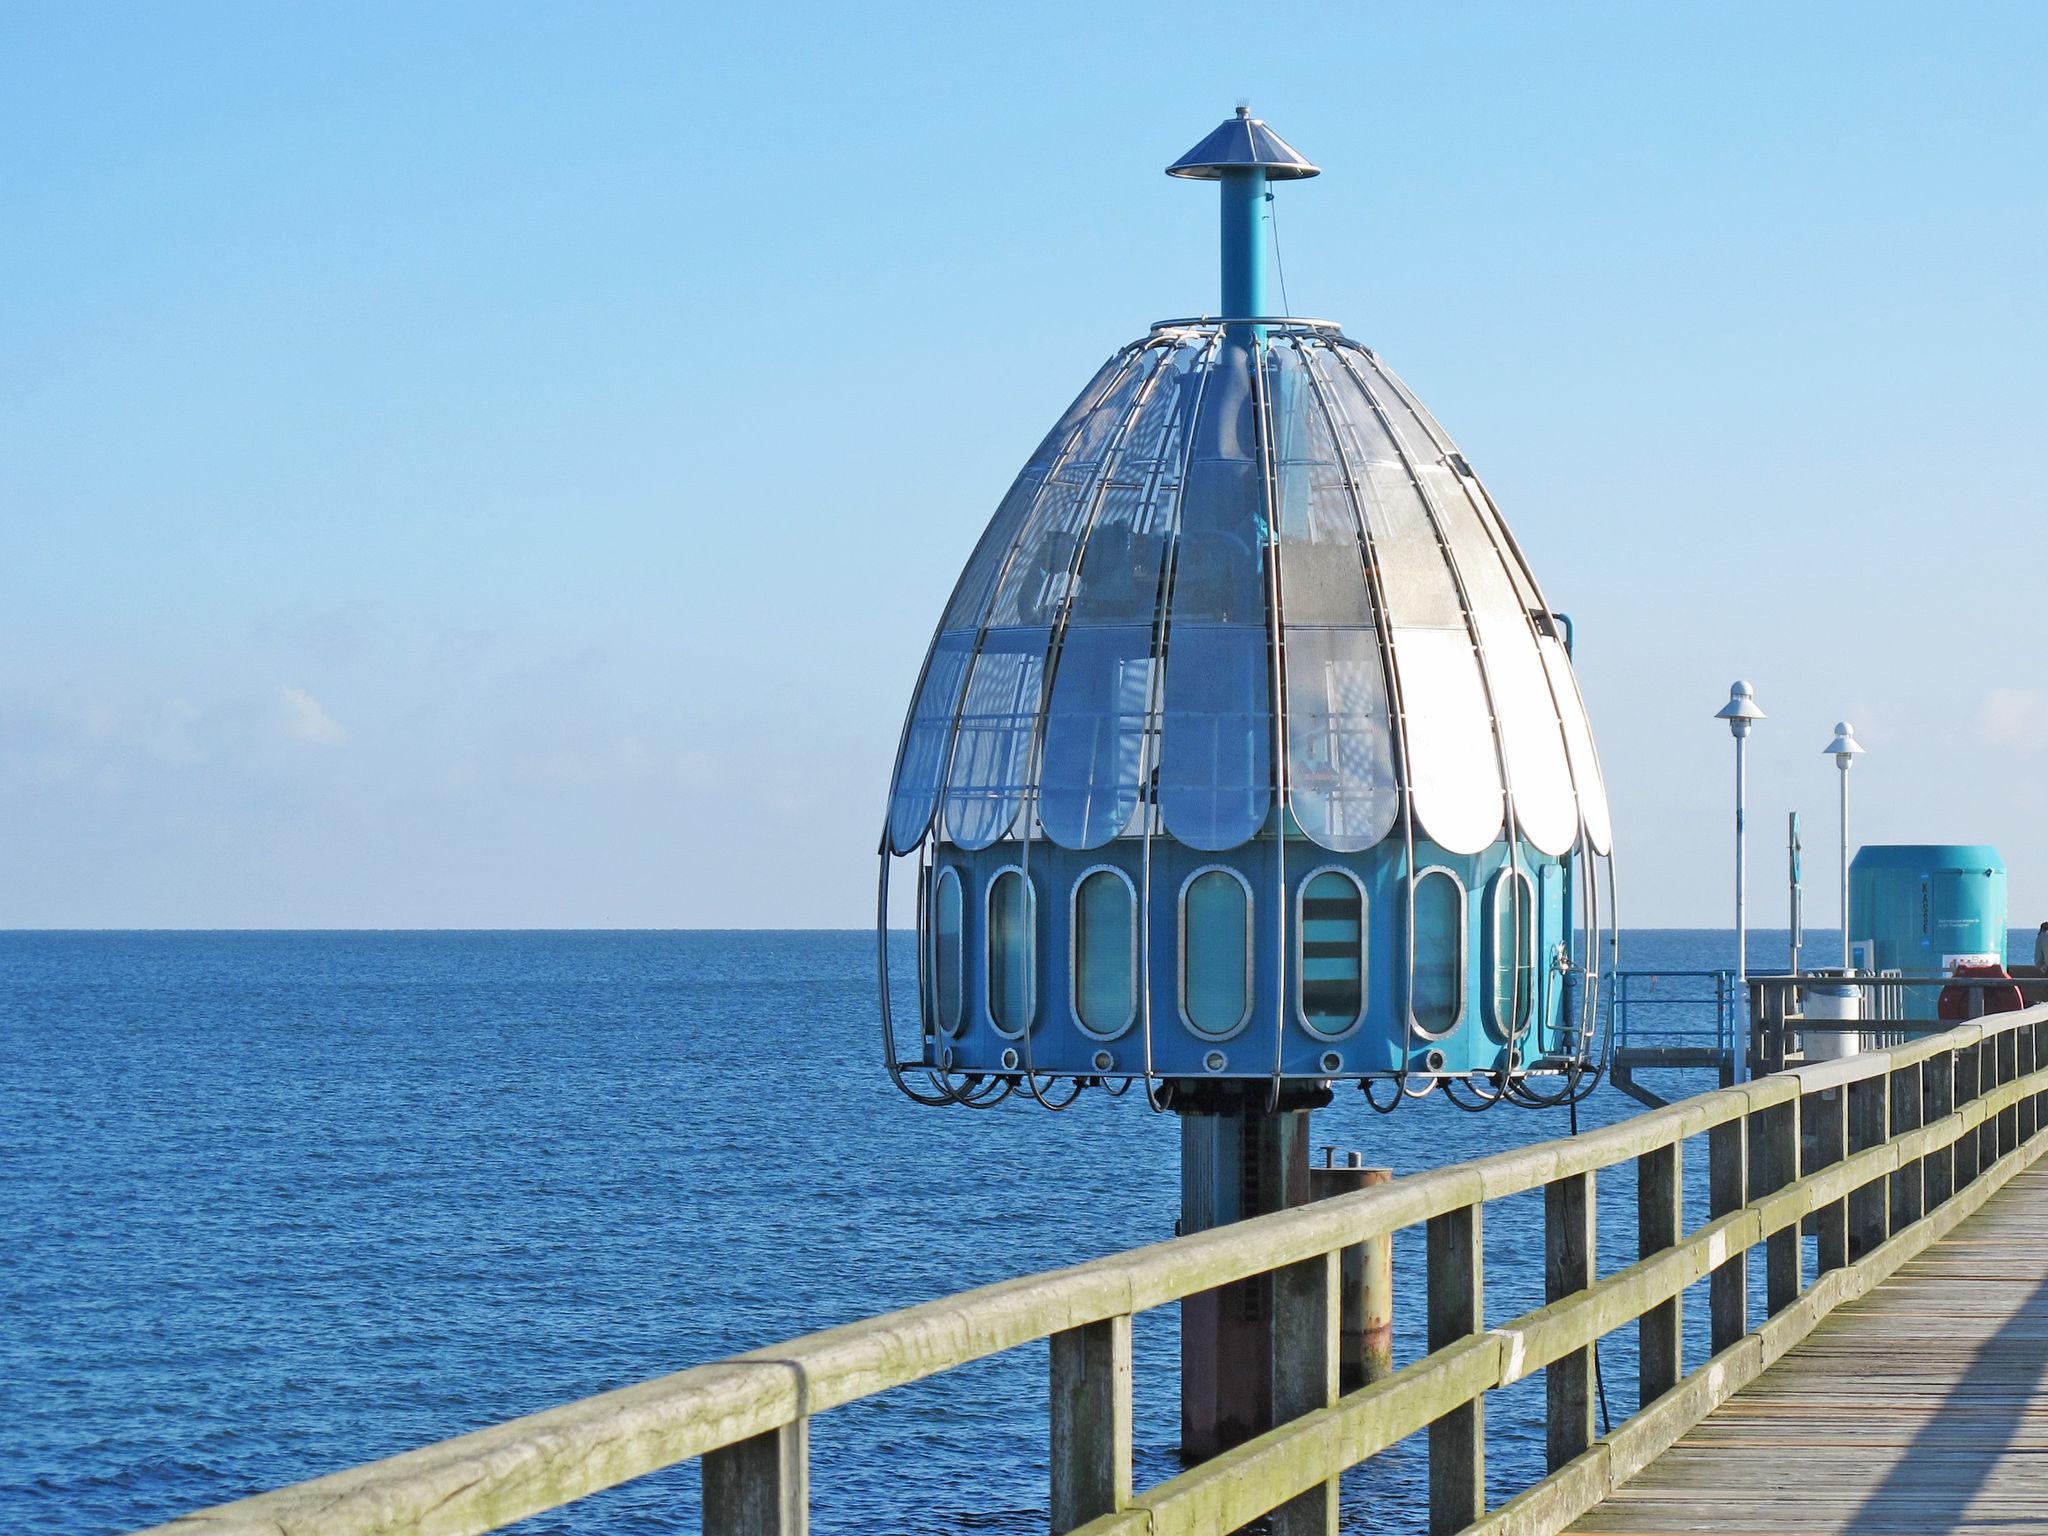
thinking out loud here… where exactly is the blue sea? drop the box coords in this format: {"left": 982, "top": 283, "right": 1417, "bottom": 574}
{"left": 0, "top": 927, "right": 1893, "bottom": 1534}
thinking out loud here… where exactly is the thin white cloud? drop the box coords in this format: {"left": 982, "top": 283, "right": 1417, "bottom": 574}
{"left": 1978, "top": 687, "right": 2048, "bottom": 752}
{"left": 276, "top": 685, "right": 347, "bottom": 746}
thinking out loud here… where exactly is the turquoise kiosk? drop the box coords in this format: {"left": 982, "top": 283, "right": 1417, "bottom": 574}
{"left": 874, "top": 107, "right": 1618, "bottom": 1455}
{"left": 1851, "top": 845, "right": 2007, "bottom": 1019}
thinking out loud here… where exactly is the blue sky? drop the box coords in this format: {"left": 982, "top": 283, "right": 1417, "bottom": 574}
{"left": 4, "top": 2, "right": 2044, "bottom": 927}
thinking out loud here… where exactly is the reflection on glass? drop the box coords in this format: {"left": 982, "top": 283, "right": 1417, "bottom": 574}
{"left": 1298, "top": 870, "right": 1365, "bottom": 1035}
{"left": 1412, "top": 870, "right": 1464, "bottom": 1034}
{"left": 1182, "top": 868, "right": 1251, "bottom": 1035}
{"left": 987, "top": 869, "right": 1035, "bottom": 1033}
{"left": 944, "top": 635, "right": 1048, "bottom": 849}
{"left": 932, "top": 867, "right": 963, "bottom": 1033}
{"left": 1038, "top": 627, "right": 1154, "bottom": 848}
{"left": 1073, "top": 869, "right": 1136, "bottom": 1035}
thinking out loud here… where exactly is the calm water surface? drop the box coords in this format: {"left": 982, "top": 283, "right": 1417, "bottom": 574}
{"left": 4, "top": 928, "right": 1847, "bottom": 1533}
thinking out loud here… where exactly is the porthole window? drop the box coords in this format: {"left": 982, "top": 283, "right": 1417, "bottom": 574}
{"left": 1411, "top": 868, "right": 1466, "bottom": 1036}
{"left": 1297, "top": 869, "right": 1366, "bottom": 1036}
{"left": 986, "top": 868, "right": 1036, "bottom": 1036}
{"left": 931, "top": 866, "right": 964, "bottom": 1034}
{"left": 1071, "top": 867, "right": 1137, "bottom": 1038}
{"left": 1181, "top": 867, "right": 1252, "bottom": 1037}
{"left": 1488, "top": 868, "right": 1536, "bottom": 1037}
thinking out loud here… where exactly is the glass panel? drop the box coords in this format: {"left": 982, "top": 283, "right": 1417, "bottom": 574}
{"left": 1412, "top": 870, "right": 1464, "bottom": 1035}
{"left": 1284, "top": 628, "right": 1398, "bottom": 853}
{"left": 1271, "top": 342, "right": 1373, "bottom": 628}
{"left": 988, "top": 869, "right": 1035, "bottom": 1033}
{"left": 1312, "top": 346, "right": 1503, "bottom": 855}
{"left": 1073, "top": 869, "right": 1136, "bottom": 1034}
{"left": 1490, "top": 871, "right": 1534, "bottom": 1035}
{"left": 1538, "top": 634, "right": 1613, "bottom": 854}
{"left": 1038, "top": 626, "right": 1154, "bottom": 848}
{"left": 1182, "top": 868, "right": 1250, "bottom": 1034}
{"left": 1388, "top": 628, "right": 1504, "bottom": 855}
{"left": 889, "top": 347, "right": 1149, "bottom": 854}
{"left": 1299, "top": 870, "right": 1364, "bottom": 1035}
{"left": 888, "top": 633, "right": 976, "bottom": 853}
{"left": 1270, "top": 341, "right": 1398, "bottom": 853}
{"left": 942, "top": 629, "right": 1049, "bottom": 849}
{"left": 1159, "top": 338, "right": 1272, "bottom": 850}
{"left": 933, "top": 867, "right": 963, "bottom": 1032}
{"left": 1430, "top": 480, "right": 1577, "bottom": 857}
{"left": 1037, "top": 340, "right": 1203, "bottom": 848}
{"left": 1159, "top": 625, "right": 1270, "bottom": 850}
{"left": 984, "top": 349, "right": 1168, "bottom": 631}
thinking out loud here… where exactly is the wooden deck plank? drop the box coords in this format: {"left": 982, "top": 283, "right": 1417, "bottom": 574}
{"left": 1565, "top": 1163, "right": 2048, "bottom": 1535}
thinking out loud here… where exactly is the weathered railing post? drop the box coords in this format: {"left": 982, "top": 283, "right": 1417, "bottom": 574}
{"left": 1637, "top": 1140, "right": 1682, "bottom": 1405}
{"left": 1546, "top": 1171, "right": 1596, "bottom": 1469}
{"left": 1709, "top": 1112, "right": 1747, "bottom": 1352}
{"left": 1427, "top": 1202, "right": 1484, "bottom": 1535}
{"left": 704, "top": 1421, "right": 808, "bottom": 1536}
{"left": 1805, "top": 1087, "right": 1847, "bottom": 1274}
{"left": 1050, "top": 1316, "right": 1132, "bottom": 1534}
{"left": 1271, "top": 1251, "right": 1340, "bottom": 1536}
{"left": 1847, "top": 1072, "right": 1890, "bottom": 1261}
{"left": 1998, "top": 1026, "right": 2020, "bottom": 1157}
{"left": 2035, "top": 1015, "right": 2048, "bottom": 1129}
{"left": 1926, "top": 1047, "right": 1958, "bottom": 1207}
{"left": 2018, "top": 1021, "right": 2037, "bottom": 1143}
{"left": 1751, "top": 1098, "right": 1800, "bottom": 1314}
{"left": 1955, "top": 1042, "right": 1982, "bottom": 1188}
{"left": 1889, "top": 1062, "right": 1924, "bottom": 1233}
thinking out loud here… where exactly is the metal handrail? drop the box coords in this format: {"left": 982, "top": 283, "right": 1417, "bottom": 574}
{"left": 137, "top": 1005, "right": 2048, "bottom": 1536}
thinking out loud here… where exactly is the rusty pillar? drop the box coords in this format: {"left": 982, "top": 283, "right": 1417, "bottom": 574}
{"left": 1309, "top": 1152, "right": 1394, "bottom": 1390}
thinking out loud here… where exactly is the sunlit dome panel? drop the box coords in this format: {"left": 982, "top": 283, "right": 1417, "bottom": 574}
{"left": 883, "top": 324, "right": 1608, "bottom": 862}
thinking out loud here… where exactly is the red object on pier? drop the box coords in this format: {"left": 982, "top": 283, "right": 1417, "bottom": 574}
{"left": 1938, "top": 962, "right": 2024, "bottom": 1022}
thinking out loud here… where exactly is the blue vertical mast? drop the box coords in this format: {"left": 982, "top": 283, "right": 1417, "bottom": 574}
{"left": 1167, "top": 105, "right": 1319, "bottom": 322}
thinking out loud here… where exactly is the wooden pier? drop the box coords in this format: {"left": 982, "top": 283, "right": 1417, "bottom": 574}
{"left": 1570, "top": 1157, "right": 2048, "bottom": 1535}
{"left": 138, "top": 1003, "right": 2048, "bottom": 1536}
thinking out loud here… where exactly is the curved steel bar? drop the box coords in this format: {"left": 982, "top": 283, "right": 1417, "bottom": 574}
{"left": 928, "top": 347, "right": 1151, "bottom": 855}
{"left": 1150, "top": 315, "right": 1343, "bottom": 333}
{"left": 875, "top": 846, "right": 964, "bottom": 1108}
{"left": 1013, "top": 343, "right": 1176, "bottom": 1109}
{"left": 1332, "top": 344, "right": 1526, "bottom": 1092}
{"left": 1252, "top": 332, "right": 1291, "bottom": 1111}
{"left": 1296, "top": 341, "right": 1422, "bottom": 1101}
{"left": 1137, "top": 332, "right": 1224, "bottom": 1115}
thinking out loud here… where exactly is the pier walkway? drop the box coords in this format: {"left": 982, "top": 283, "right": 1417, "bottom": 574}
{"left": 140, "top": 1004, "right": 2048, "bottom": 1536}
{"left": 1570, "top": 1158, "right": 2048, "bottom": 1536}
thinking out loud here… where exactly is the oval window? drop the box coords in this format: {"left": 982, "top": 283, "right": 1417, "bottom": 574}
{"left": 1412, "top": 869, "right": 1465, "bottom": 1035}
{"left": 1298, "top": 870, "right": 1365, "bottom": 1035}
{"left": 1182, "top": 868, "right": 1251, "bottom": 1036}
{"left": 1489, "top": 869, "right": 1535, "bottom": 1036}
{"left": 1073, "top": 869, "right": 1136, "bottom": 1036}
{"left": 932, "top": 866, "right": 964, "bottom": 1034}
{"left": 987, "top": 868, "right": 1036, "bottom": 1034}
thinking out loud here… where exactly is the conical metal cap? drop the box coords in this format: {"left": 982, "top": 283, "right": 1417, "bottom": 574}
{"left": 1166, "top": 105, "right": 1319, "bottom": 181}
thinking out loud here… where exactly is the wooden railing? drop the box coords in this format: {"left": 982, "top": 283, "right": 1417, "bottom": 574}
{"left": 140, "top": 1004, "right": 2048, "bottom": 1536}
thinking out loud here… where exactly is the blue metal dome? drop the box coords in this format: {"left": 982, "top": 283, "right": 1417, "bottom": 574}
{"left": 883, "top": 321, "right": 1610, "bottom": 863}
{"left": 877, "top": 111, "right": 1614, "bottom": 1109}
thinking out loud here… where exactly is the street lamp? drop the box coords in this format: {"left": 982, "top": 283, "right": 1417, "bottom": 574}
{"left": 1716, "top": 681, "right": 1765, "bottom": 1075}
{"left": 1822, "top": 722, "right": 1866, "bottom": 973}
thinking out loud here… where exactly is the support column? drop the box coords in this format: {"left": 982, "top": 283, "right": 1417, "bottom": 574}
{"left": 1178, "top": 1085, "right": 1324, "bottom": 1460}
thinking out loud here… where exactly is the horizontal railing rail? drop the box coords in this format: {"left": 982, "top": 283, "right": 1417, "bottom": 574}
{"left": 139, "top": 1003, "right": 2048, "bottom": 1536}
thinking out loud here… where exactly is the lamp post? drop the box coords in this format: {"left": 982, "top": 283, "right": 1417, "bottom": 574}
{"left": 1716, "top": 682, "right": 1765, "bottom": 1075}
{"left": 1823, "top": 722, "right": 1865, "bottom": 973}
